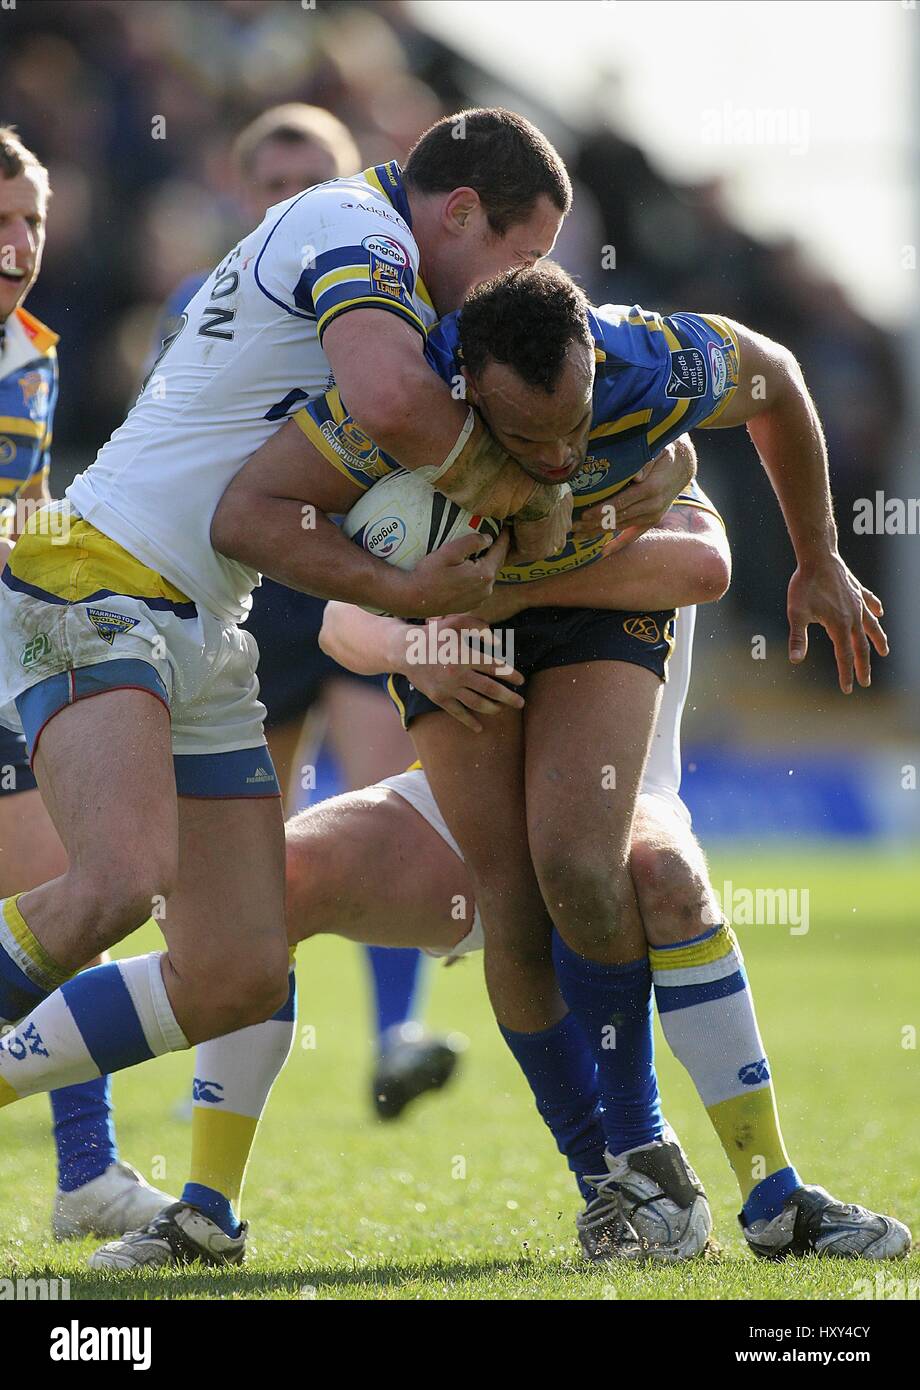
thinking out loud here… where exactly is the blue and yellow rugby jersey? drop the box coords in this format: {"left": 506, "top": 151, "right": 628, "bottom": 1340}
{"left": 0, "top": 307, "right": 58, "bottom": 534}
{"left": 293, "top": 301, "right": 735, "bottom": 581}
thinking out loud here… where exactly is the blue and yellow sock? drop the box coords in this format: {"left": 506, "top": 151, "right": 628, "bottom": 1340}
{"left": 366, "top": 946, "right": 425, "bottom": 1046}
{"left": 182, "top": 966, "right": 297, "bottom": 1237}
{"left": 551, "top": 931, "right": 662, "bottom": 1156}
{"left": 50, "top": 1077, "right": 117, "bottom": 1191}
{"left": 651, "top": 923, "right": 801, "bottom": 1224}
{"left": 499, "top": 1013, "right": 606, "bottom": 1200}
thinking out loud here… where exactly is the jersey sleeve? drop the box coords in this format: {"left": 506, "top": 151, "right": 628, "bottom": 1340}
{"left": 257, "top": 186, "right": 426, "bottom": 344}
{"left": 292, "top": 389, "right": 402, "bottom": 493}
{"left": 642, "top": 312, "right": 741, "bottom": 455}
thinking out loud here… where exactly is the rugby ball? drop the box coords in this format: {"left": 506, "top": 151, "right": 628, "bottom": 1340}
{"left": 342, "top": 468, "right": 501, "bottom": 614}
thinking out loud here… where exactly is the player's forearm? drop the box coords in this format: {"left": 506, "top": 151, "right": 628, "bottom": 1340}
{"left": 319, "top": 601, "right": 410, "bottom": 676}
{"left": 711, "top": 321, "right": 838, "bottom": 568}
{"left": 501, "top": 514, "right": 730, "bottom": 613}
{"left": 746, "top": 371, "right": 839, "bottom": 568}
{"left": 212, "top": 491, "right": 413, "bottom": 613}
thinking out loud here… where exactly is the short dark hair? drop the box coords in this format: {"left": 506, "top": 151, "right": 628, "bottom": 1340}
{"left": 459, "top": 262, "right": 592, "bottom": 394}
{"left": 0, "top": 125, "right": 49, "bottom": 194}
{"left": 403, "top": 107, "right": 571, "bottom": 236}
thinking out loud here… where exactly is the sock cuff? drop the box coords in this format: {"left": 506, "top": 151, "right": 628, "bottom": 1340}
{"left": 650, "top": 921, "right": 740, "bottom": 975}
{"left": 145, "top": 953, "right": 189, "bottom": 1053}
{"left": 0, "top": 894, "right": 71, "bottom": 993}
{"left": 499, "top": 1011, "right": 583, "bottom": 1049}
{"left": 552, "top": 930, "right": 650, "bottom": 982}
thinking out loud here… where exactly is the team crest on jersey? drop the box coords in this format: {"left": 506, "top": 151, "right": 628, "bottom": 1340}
{"left": 18, "top": 371, "right": 49, "bottom": 418}
{"left": 0, "top": 436, "right": 16, "bottom": 466}
{"left": 86, "top": 608, "right": 139, "bottom": 646}
{"left": 570, "top": 456, "right": 609, "bottom": 493}
{"left": 665, "top": 347, "right": 707, "bottom": 399}
{"left": 623, "top": 615, "right": 660, "bottom": 644}
{"left": 321, "top": 417, "right": 382, "bottom": 472}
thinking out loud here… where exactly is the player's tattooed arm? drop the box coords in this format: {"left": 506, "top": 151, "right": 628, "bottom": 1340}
{"left": 211, "top": 417, "right": 509, "bottom": 619}
{"left": 700, "top": 318, "right": 887, "bottom": 692}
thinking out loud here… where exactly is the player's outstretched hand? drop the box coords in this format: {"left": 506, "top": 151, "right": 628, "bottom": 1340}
{"left": 787, "top": 555, "right": 888, "bottom": 693}
{"left": 577, "top": 437, "right": 697, "bottom": 554}
{"left": 405, "top": 613, "right": 525, "bottom": 733}
{"left": 403, "top": 530, "right": 510, "bottom": 619}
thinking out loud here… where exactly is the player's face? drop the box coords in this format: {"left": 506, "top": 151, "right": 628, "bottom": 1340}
{"left": 0, "top": 170, "right": 47, "bottom": 323}
{"left": 466, "top": 340, "right": 595, "bottom": 484}
{"left": 436, "top": 193, "right": 563, "bottom": 313}
{"left": 241, "top": 140, "right": 341, "bottom": 224}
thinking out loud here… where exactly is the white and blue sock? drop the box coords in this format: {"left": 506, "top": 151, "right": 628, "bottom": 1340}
{"left": 0, "top": 953, "right": 188, "bottom": 1107}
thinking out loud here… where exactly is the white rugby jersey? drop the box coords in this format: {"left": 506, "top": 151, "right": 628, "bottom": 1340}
{"left": 67, "top": 161, "right": 437, "bottom": 622}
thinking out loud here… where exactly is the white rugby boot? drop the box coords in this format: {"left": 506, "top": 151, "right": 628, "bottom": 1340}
{"left": 599, "top": 1125, "right": 712, "bottom": 1261}
{"left": 576, "top": 1180, "right": 643, "bottom": 1262}
{"left": 88, "top": 1201, "right": 247, "bottom": 1270}
{"left": 53, "top": 1161, "right": 175, "bottom": 1241}
{"left": 742, "top": 1185, "right": 912, "bottom": 1260}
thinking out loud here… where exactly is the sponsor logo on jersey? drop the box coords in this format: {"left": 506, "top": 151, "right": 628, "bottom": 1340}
{"left": 623, "top": 615, "right": 660, "bottom": 644}
{"left": 342, "top": 200, "right": 404, "bottom": 225}
{"left": 20, "top": 632, "right": 52, "bottom": 667}
{"left": 320, "top": 417, "right": 382, "bottom": 472}
{"left": 364, "top": 516, "right": 406, "bottom": 559}
{"left": 370, "top": 258, "right": 406, "bottom": 301}
{"left": 738, "top": 1058, "right": 771, "bottom": 1086}
{"left": 86, "top": 608, "right": 140, "bottom": 646}
{"left": 665, "top": 347, "right": 707, "bottom": 399}
{"left": 362, "top": 235, "right": 408, "bottom": 267}
{"left": 708, "top": 341, "right": 728, "bottom": 398}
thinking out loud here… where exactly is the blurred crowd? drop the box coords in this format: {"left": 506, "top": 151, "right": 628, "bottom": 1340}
{"left": 0, "top": 0, "right": 904, "bottom": 653}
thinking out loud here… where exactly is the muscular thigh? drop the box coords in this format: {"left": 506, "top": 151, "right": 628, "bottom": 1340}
{"left": 286, "top": 786, "right": 474, "bottom": 952}
{"left": 525, "top": 660, "right": 663, "bottom": 877}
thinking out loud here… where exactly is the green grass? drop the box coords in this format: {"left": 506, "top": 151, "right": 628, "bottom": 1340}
{"left": 1, "top": 847, "right": 917, "bottom": 1300}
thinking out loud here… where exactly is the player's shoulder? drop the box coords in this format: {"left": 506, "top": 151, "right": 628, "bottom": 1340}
{"left": 590, "top": 304, "right": 674, "bottom": 369}
{"left": 424, "top": 312, "right": 461, "bottom": 384}
{"left": 10, "top": 307, "right": 59, "bottom": 361}
{"left": 268, "top": 165, "right": 418, "bottom": 261}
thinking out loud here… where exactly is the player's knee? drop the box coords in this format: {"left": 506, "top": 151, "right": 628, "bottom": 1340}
{"left": 537, "top": 851, "right": 635, "bottom": 952}
{"left": 697, "top": 543, "right": 732, "bottom": 602}
{"left": 284, "top": 809, "right": 347, "bottom": 942}
{"left": 207, "top": 951, "right": 290, "bottom": 1033}
{"left": 630, "top": 835, "right": 705, "bottom": 942}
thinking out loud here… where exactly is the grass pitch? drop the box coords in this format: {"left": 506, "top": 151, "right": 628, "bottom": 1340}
{"left": 1, "top": 846, "right": 917, "bottom": 1301}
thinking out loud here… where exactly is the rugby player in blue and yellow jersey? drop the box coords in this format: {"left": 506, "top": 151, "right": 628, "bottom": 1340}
{"left": 0, "top": 127, "right": 174, "bottom": 1238}
{"left": 201, "top": 262, "right": 904, "bottom": 1264}
{"left": 0, "top": 110, "right": 576, "bottom": 1264}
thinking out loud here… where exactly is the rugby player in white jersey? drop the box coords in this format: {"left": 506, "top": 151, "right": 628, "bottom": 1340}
{"left": 0, "top": 126, "right": 174, "bottom": 1237}
{"left": 90, "top": 264, "right": 905, "bottom": 1270}
{"left": 0, "top": 112, "right": 574, "bottom": 1250}
{"left": 137, "top": 263, "right": 899, "bottom": 1269}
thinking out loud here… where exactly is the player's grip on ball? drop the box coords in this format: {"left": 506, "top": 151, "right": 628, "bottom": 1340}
{"left": 404, "top": 528, "right": 511, "bottom": 619}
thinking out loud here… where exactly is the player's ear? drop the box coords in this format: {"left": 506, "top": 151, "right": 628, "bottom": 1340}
{"left": 442, "top": 187, "right": 482, "bottom": 235}
{"left": 460, "top": 367, "right": 480, "bottom": 409}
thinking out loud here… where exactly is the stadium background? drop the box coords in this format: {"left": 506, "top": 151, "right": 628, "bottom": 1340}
{"left": 0, "top": 0, "right": 916, "bottom": 1300}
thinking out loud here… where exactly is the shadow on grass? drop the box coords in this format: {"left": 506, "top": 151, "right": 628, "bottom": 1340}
{"left": 16, "top": 1256, "right": 544, "bottom": 1301}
